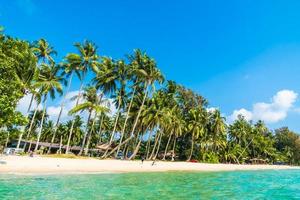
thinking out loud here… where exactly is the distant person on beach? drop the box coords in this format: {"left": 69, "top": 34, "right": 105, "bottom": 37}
{"left": 29, "top": 151, "right": 33, "bottom": 157}
{"left": 141, "top": 156, "right": 145, "bottom": 164}
{"left": 152, "top": 160, "right": 156, "bottom": 166}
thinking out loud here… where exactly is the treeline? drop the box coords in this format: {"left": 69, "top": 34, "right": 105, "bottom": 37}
{"left": 0, "top": 28, "right": 299, "bottom": 165}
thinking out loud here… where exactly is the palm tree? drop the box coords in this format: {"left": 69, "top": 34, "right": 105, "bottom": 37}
{"left": 115, "top": 52, "right": 146, "bottom": 156}
{"left": 209, "top": 109, "right": 227, "bottom": 152}
{"left": 68, "top": 87, "right": 107, "bottom": 155}
{"left": 17, "top": 38, "right": 56, "bottom": 149}
{"left": 47, "top": 54, "right": 82, "bottom": 153}
{"left": 186, "top": 108, "right": 206, "bottom": 161}
{"left": 15, "top": 45, "right": 38, "bottom": 149}
{"left": 65, "top": 40, "right": 100, "bottom": 154}
{"left": 105, "top": 50, "right": 164, "bottom": 158}
{"left": 31, "top": 38, "right": 57, "bottom": 64}
{"left": 40, "top": 120, "right": 55, "bottom": 142}
{"left": 33, "top": 64, "right": 63, "bottom": 151}
{"left": 100, "top": 60, "right": 130, "bottom": 157}
{"left": 65, "top": 116, "right": 84, "bottom": 148}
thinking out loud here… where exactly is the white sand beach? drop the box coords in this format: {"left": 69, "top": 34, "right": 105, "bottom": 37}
{"left": 0, "top": 155, "right": 299, "bottom": 174}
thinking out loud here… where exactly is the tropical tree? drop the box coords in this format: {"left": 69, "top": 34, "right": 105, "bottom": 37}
{"left": 31, "top": 38, "right": 57, "bottom": 64}
{"left": 105, "top": 50, "right": 164, "bottom": 158}
{"left": 33, "top": 64, "right": 63, "bottom": 151}
{"left": 47, "top": 53, "right": 82, "bottom": 153}
{"left": 0, "top": 32, "right": 37, "bottom": 148}
{"left": 186, "top": 108, "right": 206, "bottom": 161}
{"left": 65, "top": 40, "right": 100, "bottom": 154}
{"left": 68, "top": 86, "right": 107, "bottom": 155}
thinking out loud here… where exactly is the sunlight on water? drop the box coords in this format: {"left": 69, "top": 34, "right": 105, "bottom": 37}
{"left": 0, "top": 170, "right": 299, "bottom": 200}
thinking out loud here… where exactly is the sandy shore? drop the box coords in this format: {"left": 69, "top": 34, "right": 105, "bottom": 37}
{"left": 0, "top": 155, "right": 299, "bottom": 175}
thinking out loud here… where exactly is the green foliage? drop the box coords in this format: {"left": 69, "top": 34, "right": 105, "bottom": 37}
{"left": 274, "top": 127, "right": 300, "bottom": 165}
{"left": 0, "top": 27, "right": 299, "bottom": 166}
{"left": 0, "top": 32, "right": 36, "bottom": 127}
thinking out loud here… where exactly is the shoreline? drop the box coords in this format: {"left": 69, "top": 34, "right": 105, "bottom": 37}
{"left": 0, "top": 155, "right": 299, "bottom": 175}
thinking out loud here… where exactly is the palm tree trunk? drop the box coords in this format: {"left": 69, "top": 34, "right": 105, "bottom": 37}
{"left": 102, "top": 103, "right": 121, "bottom": 158}
{"left": 84, "top": 112, "right": 98, "bottom": 155}
{"left": 187, "top": 135, "right": 194, "bottom": 161}
{"left": 58, "top": 135, "right": 62, "bottom": 154}
{"left": 97, "top": 114, "right": 104, "bottom": 144}
{"left": 128, "top": 138, "right": 142, "bottom": 160}
{"left": 16, "top": 93, "right": 35, "bottom": 149}
{"left": 78, "top": 110, "right": 92, "bottom": 156}
{"left": 23, "top": 104, "right": 39, "bottom": 151}
{"left": 34, "top": 96, "right": 48, "bottom": 152}
{"left": 116, "top": 85, "right": 137, "bottom": 156}
{"left": 153, "top": 131, "right": 163, "bottom": 160}
{"left": 145, "top": 130, "right": 154, "bottom": 159}
{"left": 48, "top": 72, "right": 73, "bottom": 154}
{"left": 149, "top": 130, "right": 161, "bottom": 160}
{"left": 105, "top": 82, "right": 149, "bottom": 158}
{"left": 5, "top": 132, "right": 10, "bottom": 149}
{"left": 163, "top": 132, "right": 173, "bottom": 160}
{"left": 171, "top": 136, "right": 177, "bottom": 161}
{"left": 27, "top": 93, "right": 35, "bottom": 113}
{"left": 106, "top": 135, "right": 131, "bottom": 158}
{"left": 124, "top": 144, "right": 129, "bottom": 158}
{"left": 237, "top": 137, "right": 255, "bottom": 163}
{"left": 65, "top": 74, "right": 86, "bottom": 154}
{"left": 82, "top": 88, "right": 104, "bottom": 156}
{"left": 129, "top": 82, "right": 149, "bottom": 138}
{"left": 28, "top": 140, "right": 33, "bottom": 152}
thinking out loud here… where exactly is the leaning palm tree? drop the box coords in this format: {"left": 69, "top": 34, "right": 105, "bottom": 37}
{"left": 47, "top": 54, "right": 82, "bottom": 153}
{"left": 33, "top": 63, "right": 63, "bottom": 152}
{"left": 68, "top": 87, "right": 108, "bottom": 156}
{"left": 15, "top": 48, "right": 38, "bottom": 149}
{"left": 105, "top": 51, "right": 164, "bottom": 158}
{"left": 18, "top": 38, "right": 56, "bottom": 149}
{"left": 65, "top": 40, "right": 100, "bottom": 154}
{"left": 115, "top": 51, "right": 145, "bottom": 156}
{"left": 100, "top": 60, "right": 130, "bottom": 157}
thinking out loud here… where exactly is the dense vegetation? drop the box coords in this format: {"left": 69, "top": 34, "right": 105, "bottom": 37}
{"left": 0, "top": 28, "right": 299, "bottom": 165}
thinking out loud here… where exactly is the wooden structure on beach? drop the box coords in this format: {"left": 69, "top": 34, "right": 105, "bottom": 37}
{"left": 249, "top": 158, "right": 268, "bottom": 164}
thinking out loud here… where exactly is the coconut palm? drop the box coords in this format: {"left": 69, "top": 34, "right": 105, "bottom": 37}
{"left": 186, "top": 108, "right": 206, "bottom": 161}
{"left": 15, "top": 46, "right": 38, "bottom": 149}
{"left": 105, "top": 50, "right": 164, "bottom": 158}
{"left": 18, "top": 38, "right": 55, "bottom": 149}
{"left": 100, "top": 60, "right": 130, "bottom": 157}
{"left": 65, "top": 40, "right": 100, "bottom": 154}
{"left": 68, "top": 87, "right": 108, "bottom": 155}
{"left": 33, "top": 63, "right": 63, "bottom": 151}
{"left": 65, "top": 116, "right": 84, "bottom": 147}
{"left": 209, "top": 109, "right": 227, "bottom": 152}
{"left": 47, "top": 54, "right": 83, "bottom": 153}
{"left": 32, "top": 38, "right": 57, "bottom": 64}
{"left": 115, "top": 51, "right": 148, "bottom": 156}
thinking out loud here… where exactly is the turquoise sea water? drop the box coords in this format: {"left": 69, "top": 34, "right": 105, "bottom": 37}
{"left": 0, "top": 170, "right": 299, "bottom": 200}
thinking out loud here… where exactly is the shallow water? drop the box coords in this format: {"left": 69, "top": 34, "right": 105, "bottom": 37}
{"left": 0, "top": 170, "right": 299, "bottom": 199}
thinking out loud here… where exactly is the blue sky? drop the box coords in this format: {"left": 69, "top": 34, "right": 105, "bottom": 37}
{"left": 2, "top": 0, "right": 300, "bottom": 132}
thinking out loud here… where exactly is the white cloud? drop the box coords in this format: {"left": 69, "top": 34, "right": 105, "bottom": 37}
{"left": 229, "top": 108, "right": 253, "bottom": 122}
{"left": 47, "top": 90, "right": 84, "bottom": 122}
{"left": 229, "top": 90, "right": 298, "bottom": 124}
{"left": 206, "top": 107, "right": 217, "bottom": 113}
{"left": 17, "top": 93, "right": 41, "bottom": 116}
